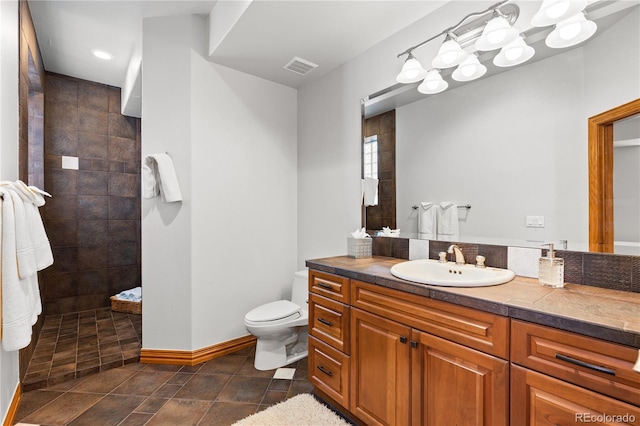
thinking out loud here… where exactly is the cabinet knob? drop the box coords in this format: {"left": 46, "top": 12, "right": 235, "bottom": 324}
{"left": 411, "top": 341, "right": 418, "bottom": 349}
{"left": 400, "top": 336, "right": 408, "bottom": 344}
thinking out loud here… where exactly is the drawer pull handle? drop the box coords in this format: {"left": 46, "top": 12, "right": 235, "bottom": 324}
{"left": 555, "top": 353, "right": 615, "bottom": 376}
{"left": 317, "top": 366, "right": 333, "bottom": 377}
{"left": 318, "top": 318, "right": 333, "bottom": 327}
{"left": 317, "top": 282, "right": 333, "bottom": 290}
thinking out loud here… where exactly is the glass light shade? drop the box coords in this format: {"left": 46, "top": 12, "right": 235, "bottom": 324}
{"left": 417, "top": 70, "right": 448, "bottom": 94}
{"left": 531, "top": 0, "right": 587, "bottom": 27}
{"left": 474, "top": 15, "right": 519, "bottom": 51}
{"left": 546, "top": 12, "right": 597, "bottom": 48}
{"left": 431, "top": 38, "right": 468, "bottom": 68}
{"left": 452, "top": 54, "right": 487, "bottom": 81}
{"left": 396, "top": 54, "right": 428, "bottom": 83}
{"left": 493, "top": 36, "right": 535, "bottom": 67}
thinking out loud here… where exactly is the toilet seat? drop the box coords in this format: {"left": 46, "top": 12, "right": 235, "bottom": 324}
{"left": 245, "top": 300, "right": 301, "bottom": 325}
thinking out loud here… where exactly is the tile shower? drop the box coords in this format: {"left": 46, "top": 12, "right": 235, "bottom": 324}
{"left": 22, "top": 73, "right": 143, "bottom": 390}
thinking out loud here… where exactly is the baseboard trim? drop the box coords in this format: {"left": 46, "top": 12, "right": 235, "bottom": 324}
{"left": 3, "top": 384, "right": 21, "bottom": 426}
{"left": 140, "top": 334, "right": 257, "bottom": 366}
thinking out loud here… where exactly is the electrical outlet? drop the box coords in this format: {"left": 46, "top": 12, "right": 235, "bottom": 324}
{"left": 526, "top": 215, "right": 545, "bottom": 228}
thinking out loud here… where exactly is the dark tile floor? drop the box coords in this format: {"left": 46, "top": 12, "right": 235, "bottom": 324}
{"left": 23, "top": 308, "right": 142, "bottom": 392}
{"left": 15, "top": 347, "right": 314, "bottom": 425}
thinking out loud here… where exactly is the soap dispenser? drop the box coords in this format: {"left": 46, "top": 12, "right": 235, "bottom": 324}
{"left": 538, "top": 243, "right": 564, "bottom": 288}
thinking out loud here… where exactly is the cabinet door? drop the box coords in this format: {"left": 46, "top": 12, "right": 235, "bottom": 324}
{"left": 350, "top": 308, "right": 411, "bottom": 426}
{"left": 411, "top": 330, "right": 509, "bottom": 426}
{"left": 511, "top": 364, "right": 640, "bottom": 426}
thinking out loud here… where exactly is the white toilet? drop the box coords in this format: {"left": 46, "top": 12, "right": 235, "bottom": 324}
{"left": 244, "top": 270, "right": 309, "bottom": 371}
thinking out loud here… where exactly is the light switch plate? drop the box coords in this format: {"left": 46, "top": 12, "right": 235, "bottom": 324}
{"left": 61, "top": 156, "right": 79, "bottom": 170}
{"left": 526, "top": 215, "right": 545, "bottom": 228}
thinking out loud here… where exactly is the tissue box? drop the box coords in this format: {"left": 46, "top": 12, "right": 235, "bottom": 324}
{"left": 347, "top": 237, "right": 372, "bottom": 259}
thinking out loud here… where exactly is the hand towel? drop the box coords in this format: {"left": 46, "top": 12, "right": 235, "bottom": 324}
{"left": 362, "top": 177, "right": 378, "bottom": 207}
{"left": 437, "top": 201, "right": 459, "bottom": 240}
{"left": 418, "top": 202, "right": 436, "bottom": 239}
{"left": 144, "top": 153, "right": 183, "bottom": 203}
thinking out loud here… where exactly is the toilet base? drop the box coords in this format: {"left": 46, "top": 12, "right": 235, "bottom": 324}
{"left": 253, "top": 329, "right": 308, "bottom": 371}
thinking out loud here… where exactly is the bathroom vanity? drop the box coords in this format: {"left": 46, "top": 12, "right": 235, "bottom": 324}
{"left": 306, "top": 255, "right": 640, "bottom": 426}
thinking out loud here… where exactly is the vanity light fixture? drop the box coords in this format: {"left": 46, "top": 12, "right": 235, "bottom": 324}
{"left": 431, "top": 34, "right": 468, "bottom": 69}
{"left": 452, "top": 54, "right": 487, "bottom": 82}
{"left": 545, "top": 12, "right": 597, "bottom": 48}
{"left": 531, "top": 0, "right": 588, "bottom": 27}
{"left": 417, "top": 69, "right": 448, "bottom": 94}
{"left": 493, "top": 35, "right": 535, "bottom": 67}
{"left": 395, "top": 0, "right": 598, "bottom": 96}
{"left": 474, "top": 12, "right": 519, "bottom": 51}
{"left": 395, "top": 0, "right": 522, "bottom": 96}
{"left": 396, "top": 52, "right": 428, "bottom": 83}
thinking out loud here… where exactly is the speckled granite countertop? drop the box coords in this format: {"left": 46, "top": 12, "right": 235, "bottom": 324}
{"left": 306, "top": 256, "right": 640, "bottom": 349}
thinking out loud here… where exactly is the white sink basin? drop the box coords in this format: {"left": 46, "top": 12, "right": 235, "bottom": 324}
{"left": 390, "top": 259, "right": 515, "bottom": 287}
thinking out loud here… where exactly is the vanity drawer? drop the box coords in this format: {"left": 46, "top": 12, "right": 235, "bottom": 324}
{"left": 511, "top": 320, "right": 640, "bottom": 405}
{"left": 309, "top": 293, "right": 350, "bottom": 354}
{"left": 309, "top": 336, "right": 350, "bottom": 408}
{"left": 351, "top": 280, "right": 509, "bottom": 359}
{"left": 309, "top": 270, "right": 350, "bottom": 304}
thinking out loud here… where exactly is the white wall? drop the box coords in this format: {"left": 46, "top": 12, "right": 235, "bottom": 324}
{"left": 142, "top": 15, "right": 297, "bottom": 351}
{"left": 0, "top": 0, "right": 20, "bottom": 422}
{"left": 298, "top": 2, "right": 639, "bottom": 263}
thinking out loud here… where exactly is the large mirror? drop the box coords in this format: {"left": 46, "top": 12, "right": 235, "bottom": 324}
{"left": 363, "top": 0, "right": 640, "bottom": 254}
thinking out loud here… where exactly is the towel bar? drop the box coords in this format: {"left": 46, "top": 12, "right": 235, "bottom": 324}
{"left": 412, "top": 204, "right": 471, "bottom": 210}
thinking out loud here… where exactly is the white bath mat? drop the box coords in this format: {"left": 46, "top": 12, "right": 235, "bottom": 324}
{"left": 232, "top": 393, "right": 350, "bottom": 426}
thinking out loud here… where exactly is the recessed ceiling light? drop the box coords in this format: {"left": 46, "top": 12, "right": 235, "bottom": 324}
{"left": 92, "top": 50, "right": 113, "bottom": 60}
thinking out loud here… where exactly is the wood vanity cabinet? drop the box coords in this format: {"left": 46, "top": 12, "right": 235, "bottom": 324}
{"left": 511, "top": 320, "right": 640, "bottom": 425}
{"left": 350, "top": 279, "right": 510, "bottom": 426}
{"left": 307, "top": 266, "right": 640, "bottom": 425}
{"left": 308, "top": 270, "right": 351, "bottom": 408}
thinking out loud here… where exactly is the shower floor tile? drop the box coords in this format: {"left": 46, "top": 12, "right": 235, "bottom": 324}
{"left": 22, "top": 308, "right": 142, "bottom": 392}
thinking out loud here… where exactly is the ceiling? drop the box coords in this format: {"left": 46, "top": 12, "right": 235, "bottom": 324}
{"left": 28, "top": 0, "right": 449, "bottom": 90}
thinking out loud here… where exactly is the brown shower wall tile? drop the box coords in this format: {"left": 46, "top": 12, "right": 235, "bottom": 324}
{"left": 43, "top": 73, "right": 141, "bottom": 315}
{"left": 78, "top": 132, "right": 108, "bottom": 159}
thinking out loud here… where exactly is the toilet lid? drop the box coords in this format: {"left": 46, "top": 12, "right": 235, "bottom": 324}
{"left": 245, "top": 300, "right": 301, "bottom": 322}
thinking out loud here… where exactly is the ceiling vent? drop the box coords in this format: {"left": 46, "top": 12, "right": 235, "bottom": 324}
{"left": 283, "top": 56, "right": 318, "bottom": 76}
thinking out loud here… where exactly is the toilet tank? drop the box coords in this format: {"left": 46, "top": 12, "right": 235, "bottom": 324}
{"left": 291, "top": 269, "right": 309, "bottom": 309}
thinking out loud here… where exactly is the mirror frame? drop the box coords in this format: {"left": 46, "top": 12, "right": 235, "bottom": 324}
{"left": 588, "top": 98, "right": 640, "bottom": 252}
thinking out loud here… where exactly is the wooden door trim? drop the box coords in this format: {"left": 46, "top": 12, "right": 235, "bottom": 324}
{"left": 588, "top": 98, "right": 640, "bottom": 252}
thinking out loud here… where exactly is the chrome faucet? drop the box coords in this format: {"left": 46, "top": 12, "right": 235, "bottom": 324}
{"left": 447, "top": 244, "right": 465, "bottom": 265}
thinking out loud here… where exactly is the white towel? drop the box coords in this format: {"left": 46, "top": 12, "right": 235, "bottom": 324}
{"left": 361, "top": 177, "right": 378, "bottom": 207}
{"left": 1, "top": 188, "right": 35, "bottom": 351}
{"left": 418, "top": 202, "right": 436, "bottom": 239}
{"left": 437, "top": 201, "right": 459, "bottom": 240}
{"left": 0, "top": 181, "right": 53, "bottom": 276}
{"left": 143, "top": 153, "right": 183, "bottom": 203}
{"left": 115, "top": 287, "right": 142, "bottom": 302}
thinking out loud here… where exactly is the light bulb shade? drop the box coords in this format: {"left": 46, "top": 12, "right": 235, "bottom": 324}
{"left": 531, "top": 0, "right": 587, "bottom": 27}
{"left": 396, "top": 55, "right": 428, "bottom": 83}
{"left": 417, "top": 70, "right": 448, "bottom": 94}
{"left": 431, "top": 38, "right": 468, "bottom": 68}
{"left": 452, "top": 54, "right": 487, "bottom": 82}
{"left": 493, "top": 36, "right": 535, "bottom": 67}
{"left": 475, "top": 15, "right": 519, "bottom": 51}
{"left": 545, "top": 12, "right": 597, "bottom": 48}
